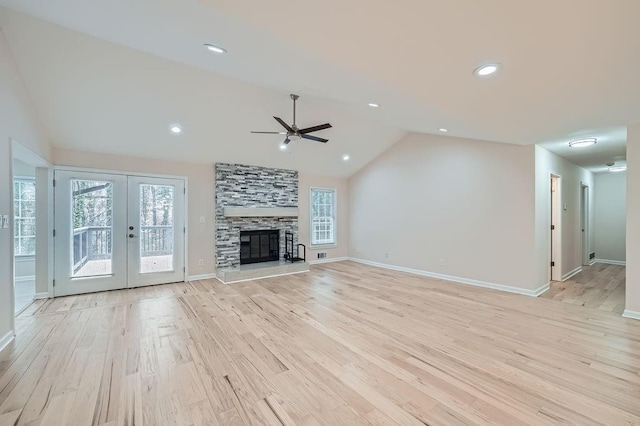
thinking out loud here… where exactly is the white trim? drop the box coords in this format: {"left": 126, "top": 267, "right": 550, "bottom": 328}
{"left": 14, "top": 275, "right": 35, "bottom": 283}
{"left": 595, "top": 259, "right": 626, "bottom": 266}
{"left": 309, "top": 256, "right": 348, "bottom": 265}
{"left": 310, "top": 187, "right": 337, "bottom": 246}
{"left": 34, "top": 292, "right": 49, "bottom": 300}
{"left": 54, "top": 165, "right": 186, "bottom": 180}
{"left": 589, "top": 259, "right": 597, "bottom": 266}
{"left": 216, "top": 269, "right": 308, "bottom": 285}
{"left": 348, "top": 258, "right": 548, "bottom": 297}
{"left": 0, "top": 331, "right": 15, "bottom": 353}
{"left": 188, "top": 273, "right": 217, "bottom": 281}
{"left": 622, "top": 310, "right": 640, "bottom": 320}
{"left": 562, "top": 266, "right": 582, "bottom": 281}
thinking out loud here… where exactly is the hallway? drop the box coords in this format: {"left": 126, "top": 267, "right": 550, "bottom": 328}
{"left": 540, "top": 263, "right": 625, "bottom": 315}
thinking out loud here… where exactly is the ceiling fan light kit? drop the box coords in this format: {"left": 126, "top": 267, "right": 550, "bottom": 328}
{"left": 251, "top": 94, "right": 332, "bottom": 147}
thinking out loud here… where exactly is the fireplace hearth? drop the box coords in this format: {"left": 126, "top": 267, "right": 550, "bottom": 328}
{"left": 240, "top": 230, "right": 280, "bottom": 265}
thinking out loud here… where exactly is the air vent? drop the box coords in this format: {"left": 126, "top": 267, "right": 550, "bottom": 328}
{"left": 590, "top": 252, "right": 595, "bottom": 260}
{"left": 317, "top": 252, "right": 327, "bottom": 259}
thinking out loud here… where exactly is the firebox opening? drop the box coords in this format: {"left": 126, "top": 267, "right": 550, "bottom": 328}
{"left": 240, "top": 230, "right": 279, "bottom": 265}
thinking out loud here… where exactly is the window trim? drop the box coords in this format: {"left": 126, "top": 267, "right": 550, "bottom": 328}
{"left": 309, "top": 187, "right": 337, "bottom": 247}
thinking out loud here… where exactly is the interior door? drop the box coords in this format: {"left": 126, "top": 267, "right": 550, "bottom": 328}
{"left": 127, "top": 176, "right": 185, "bottom": 287}
{"left": 54, "top": 171, "right": 128, "bottom": 296}
{"left": 54, "top": 171, "right": 186, "bottom": 296}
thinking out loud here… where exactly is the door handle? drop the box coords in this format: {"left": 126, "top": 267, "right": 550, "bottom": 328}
{"left": 129, "top": 233, "right": 135, "bottom": 238}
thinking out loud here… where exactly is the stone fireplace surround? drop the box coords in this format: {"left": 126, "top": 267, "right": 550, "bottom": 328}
{"left": 215, "top": 163, "right": 299, "bottom": 269}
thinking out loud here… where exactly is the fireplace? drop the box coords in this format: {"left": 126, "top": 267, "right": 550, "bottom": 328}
{"left": 240, "top": 230, "right": 280, "bottom": 265}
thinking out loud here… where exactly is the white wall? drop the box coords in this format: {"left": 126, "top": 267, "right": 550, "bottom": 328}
{"left": 0, "top": 29, "right": 51, "bottom": 343}
{"left": 594, "top": 172, "right": 626, "bottom": 263}
{"left": 534, "top": 146, "right": 595, "bottom": 287}
{"left": 349, "top": 132, "right": 539, "bottom": 292}
{"left": 626, "top": 123, "right": 640, "bottom": 315}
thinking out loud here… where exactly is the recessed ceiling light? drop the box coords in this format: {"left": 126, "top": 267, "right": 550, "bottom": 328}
{"left": 569, "top": 138, "right": 597, "bottom": 148}
{"left": 368, "top": 103, "right": 380, "bottom": 108}
{"left": 473, "top": 63, "right": 500, "bottom": 77}
{"left": 609, "top": 166, "right": 627, "bottom": 172}
{"left": 439, "top": 128, "right": 449, "bottom": 133}
{"left": 170, "top": 125, "right": 182, "bottom": 134}
{"left": 204, "top": 44, "right": 227, "bottom": 54}
{"left": 279, "top": 143, "right": 288, "bottom": 151}
{"left": 342, "top": 154, "right": 350, "bottom": 161}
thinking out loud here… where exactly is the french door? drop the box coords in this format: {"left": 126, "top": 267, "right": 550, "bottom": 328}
{"left": 54, "top": 170, "right": 185, "bottom": 296}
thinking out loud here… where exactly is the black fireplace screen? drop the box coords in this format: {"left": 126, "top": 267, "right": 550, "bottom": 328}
{"left": 240, "top": 230, "right": 279, "bottom": 265}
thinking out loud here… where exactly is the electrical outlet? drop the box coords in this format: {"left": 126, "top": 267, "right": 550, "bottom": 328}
{"left": 198, "top": 259, "right": 204, "bottom": 267}
{"left": 199, "top": 216, "right": 205, "bottom": 224}
{"left": 439, "top": 259, "right": 445, "bottom": 267}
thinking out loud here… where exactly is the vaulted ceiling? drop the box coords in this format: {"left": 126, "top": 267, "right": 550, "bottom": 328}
{"left": 1, "top": 0, "right": 638, "bottom": 175}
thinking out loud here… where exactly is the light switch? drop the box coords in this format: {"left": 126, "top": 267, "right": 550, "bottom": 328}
{"left": 1, "top": 215, "right": 8, "bottom": 229}
{"left": 199, "top": 216, "right": 205, "bottom": 224}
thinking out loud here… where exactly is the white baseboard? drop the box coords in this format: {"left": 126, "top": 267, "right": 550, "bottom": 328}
{"left": 622, "top": 310, "right": 640, "bottom": 321}
{"left": 34, "top": 292, "right": 49, "bottom": 300}
{"left": 309, "top": 256, "right": 349, "bottom": 265}
{"left": 562, "top": 266, "right": 582, "bottom": 281}
{"left": 0, "top": 330, "right": 15, "bottom": 353}
{"left": 595, "top": 259, "right": 626, "bottom": 266}
{"left": 187, "top": 273, "right": 217, "bottom": 281}
{"left": 14, "top": 275, "right": 35, "bottom": 283}
{"left": 348, "top": 258, "right": 547, "bottom": 297}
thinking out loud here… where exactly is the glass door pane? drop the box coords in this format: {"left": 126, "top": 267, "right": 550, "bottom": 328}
{"left": 71, "top": 179, "right": 113, "bottom": 277}
{"left": 139, "top": 184, "right": 174, "bottom": 273}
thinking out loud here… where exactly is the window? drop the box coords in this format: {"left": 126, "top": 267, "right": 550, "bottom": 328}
{"left": 14, "top": 178, "right": 36, "bottom": 256}
{"left": 311, "top": 188, "right": 336, "bottom": 246}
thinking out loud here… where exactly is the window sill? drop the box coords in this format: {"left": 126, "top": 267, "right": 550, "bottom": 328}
{"left": 15, "top": 255, "right": 36, "bottom": 261}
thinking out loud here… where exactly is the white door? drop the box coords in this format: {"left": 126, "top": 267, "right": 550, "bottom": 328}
{"left": 127, "top": 176, "right": 185, "bottom": 287}
{"left": 54, "top": 171, "right": 185, "bottom": 296}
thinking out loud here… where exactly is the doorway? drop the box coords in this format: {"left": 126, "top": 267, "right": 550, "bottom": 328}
{"left": 11, "top": 140, "right": 52, "bottom": 315}
{"left": 13, "top": 160, "right": 36, "bottom": 312}
{"left": 550, "top": 174, "right": 562, "bottom": 282}
{"left": 54, "top": 170, "right": 186, "bottom": 296}
{"left": 581, "top": 184, "right": 591, "bottom": 265}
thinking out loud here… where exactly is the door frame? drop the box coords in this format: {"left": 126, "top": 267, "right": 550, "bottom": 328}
{"left": 53, "top": 166, "right": 189, "bottom": 294}
{"left": 9, "top": 139, "right": 53, "bottom": 328}
{"left": 550, "top": 172, "right": 562, "bottom": 282}
{"left": 580, "top": 183, "right": 591, "bottom": 266}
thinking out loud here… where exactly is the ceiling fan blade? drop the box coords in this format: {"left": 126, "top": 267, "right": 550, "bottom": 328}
{"left": 250, "top": 131, "right": 287, "bottom": 134}
{"left": 274, "top": 116, "right": 294, "bottom": 132}
{"left": 301, "top": 134, "right": 328, "bottom": 143}
{"left": 298, "top": 123, "right": 332, "bottom": 134}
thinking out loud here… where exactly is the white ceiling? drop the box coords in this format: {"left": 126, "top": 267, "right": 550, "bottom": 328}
{"left": 1, "top": 0, "right": 639, "bottom": 175}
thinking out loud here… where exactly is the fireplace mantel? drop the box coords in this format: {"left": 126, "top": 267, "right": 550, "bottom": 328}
{"left": 223, "top": 207, "right": 298, "bottom": 218}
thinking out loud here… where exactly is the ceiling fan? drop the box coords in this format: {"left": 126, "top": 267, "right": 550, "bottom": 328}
{"left": 251, "top": 94, "right": 332, "bottom": 146}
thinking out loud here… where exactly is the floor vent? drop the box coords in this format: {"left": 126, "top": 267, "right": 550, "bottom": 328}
{"left": 317, "top": 252, "right": 327, "bottom": 259}
{"left": 590, "top": 252, "right": 596, "bottom": 260}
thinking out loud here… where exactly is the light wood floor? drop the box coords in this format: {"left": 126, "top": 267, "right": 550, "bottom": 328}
{"left": 540, "top": 263, "right": 626, "bottom": 315}
{"left": 1, "top": 261, "right": 640, "bottom": 425}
